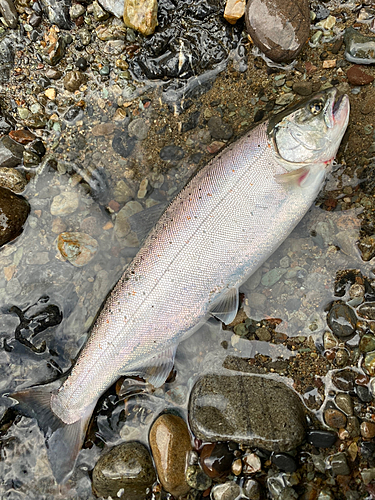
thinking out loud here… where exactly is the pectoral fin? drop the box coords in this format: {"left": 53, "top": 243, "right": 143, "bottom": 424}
{"left": 210, "top": 287, "right": 239, "bottom": 325}
{"left": 275, "top": 166, "right": 310, "bottom": 187}
{"left": 123, "top": 346, "right": 176, "bottom": 388}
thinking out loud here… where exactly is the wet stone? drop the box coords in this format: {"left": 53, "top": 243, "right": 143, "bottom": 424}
{"left": 271, "top": 452, "right": 297, "bottom": 473}
{"left": 9, "top": 129, "right": 35, "bottom": 145}
{"left": 363, "top": 351, "right": 375, "bottom": 377}
{"left": 324, "top": 408, "right": 347, "bottom": 429}
{"left": 358, "top": 303, "right": 375, "bottom": 321}
{"left": 92, "top": 441, "right": 156, "bottom": 500}
{"left": 307, "top": 430, "right": 337, "bottom": 448}
{"left": 355, "top": 384, "right": 372, "bottom": 403}
{"left": 358, "top": 236, "right": 375, "bottom": 262}
{"left": 332, "top": 369, "right": 355, "bottom": 391}
{"left": 243, "top": 452, "right": 261, "bottom": 474}
{"left": 327, "top": 303, "right": 357, "bottom": 339}
{"left": 112, "top": 132, "right": 136, "bottom": 158}
{"left": 92, "top": 0, "right": 109, "bottom": 20}
{"left": 346, "top": 416, "right": 361, "bottom": 438}
{"left": 189, "top": 374, "right": 306, "bottom": 452}
{"left": 261, "top": 268, "right": 287, "bottom": 287}
{"left": 346, "top": 66, "right": 374, "bottom": 86}
{"left": 56, "top": 232, "right": 98, "bottom": 267}
{"left": 335, "top": 393, "right": 353, "bottom": 416}
{"left": 330, "top": 452, "right": 350, "bottom": 476}
{"left": 63, "top": 70, "right": 86, "bottom": 92}
{"left": 245, "top": 0, "right": 310, "bottom": 63}
{"left": 0, "top": 167, "right": 27, "bottom": 193}
{"left": 0, "top": 36, "right": 15, "bottom": 83}
{"left": 97, "top": 0, "right": 124, "bottom": 18}
{"left": 200, "top": 442, "right": 234, "bottom": 479}
{"left": 359, "top": 441, "right": 375, "bottom": 460}
{"left": 39, "top": 0, "right": 71, "bottom": 28}
{"left": 0, "top": 136, "right": 24, "bottom": 168}
{"left": 149, "top": 414, "right": 192, "bottom": 498}
{"left": 361, "top": 421, "right": 375, "bottom": 439}
{"left": 359, "top": 334, "right": 375, "bottom": 353}
{"left": 211, "top": 481, "right": 242, "bottom": 500}
{"left": 207, "top": 116, "right": 233, "bottom": 141}
{"left": 0, "top": 0, "right": 18, "bottom": 29}
{"left": 50, "top": 191, "right": 79, "bottom": 216}
{"left": 0, "top": 187, "right": 30, "bottom": 247}
{"left": 186, "top": 465, "right": 212, "bottom": 491}
{"left": 344, "top": 27, "right": 375, "bottom": 65}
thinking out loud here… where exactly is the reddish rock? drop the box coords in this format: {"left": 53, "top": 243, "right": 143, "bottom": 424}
{"left": 9, "top": 129, "right": 36, "bottom": 144}
{"left": 346, "top": 65, "right": 374, "bottom": 86}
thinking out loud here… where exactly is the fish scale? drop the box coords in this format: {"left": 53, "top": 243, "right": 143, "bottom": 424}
{"left": 12, "top": 88, "right": 350, "bottom": 483}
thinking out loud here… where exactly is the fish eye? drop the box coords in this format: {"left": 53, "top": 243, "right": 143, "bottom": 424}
{"left": 309, "top": 99, "right": 324, "bottom": 115}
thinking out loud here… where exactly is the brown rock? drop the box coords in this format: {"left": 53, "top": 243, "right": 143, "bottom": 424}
{"left": 0, "top": 167, "right": 27, "bottom": 193}
{"left": 63, "top": 70, "right": 86, "bottom": 92}
{"left": 91, "top": 122, "right": 116, "bottom": 136}
{"left": 346, "top": 65, "right": 374, "bottom": 86}
{"left": 149, "top": 414, "right": 192, "bottom": 497}
{"left": 245, "top": 0, "right": 310, "bottom": 62}
{"left": 124, "top": 0, "right": 158, "bottom": 36}
{"left": 224, "top": 0, "right": 245, "bottom": 25}
{"left": 360, "top": 421, "right": 375, "bottom": 439}
{"left": 9, "top": 129, "right": 35, "bottom": 144}
{"left": 0, "top": 186, "right": 30, "bottom": 247}
{"left": 324, "top": 408, "right": 347, "bottom": 429}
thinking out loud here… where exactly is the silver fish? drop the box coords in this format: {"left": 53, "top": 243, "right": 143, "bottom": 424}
{"left": 12, "top": 88, "right": 350, "bottom": 482}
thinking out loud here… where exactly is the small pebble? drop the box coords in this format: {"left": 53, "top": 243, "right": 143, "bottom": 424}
{"left": 324, "top": 408, "right": 347, "bottom": 429}
{"left": 361, "top": 421, "right": 375, "bottom": 439}
{"left": 271, "top": 452, "right": 297, "bottom": 473}
{"left": 307, "top": 430, "right": 337, "bottom": 448}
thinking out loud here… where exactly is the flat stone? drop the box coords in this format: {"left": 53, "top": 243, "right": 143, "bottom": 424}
{"left": 344, "top": 27, "right": 375, "bottom": 65}
{"left": 0, "top": 136, "right": 24, "bottom": 168}
{"left": 128, "top": 118, "right": 149, "bottom": 140}
{"left": 92, "top": 441, "right": 156, "bottom": 500}
{"left": 9, "top": 129, "right": 35, "bottom": 145}
{"left": 189, "top": 374, "right": 306, "bottom": 452}
{"left": 327, "top": 303, "right": 357, "bottom": 339}
{"left": 149, "top": 414, "right": 191, "bottom": 497}
{"left": 306, "top": 429, "right": 337, "bottom": 448}
{"left": 0, "top": 187, "right": 30, "bottom": 247}
{"left": 329, "top": 452, "right": 350, "bottom": 476}
{"left": 0, "top": 36, "right": 14, "bottom": 84}
{"left": 346, "top": 65, "right": 374, "bottom": 86}
{"left": 208, "top": 116, "right": 233, "bottom": 141}
{"left": 50, "top": 191, "right": 79, "bottom": 216}
{"left": 245, "top": 0, "right": 310, "bottom": 63}
{"left": 124, "top": 0, "right": 158, "bottom": 36}
{"left": 261, "top": 268, "right": 287, "bottom": 287}
{"left": 56, "top": 232, "right": 98, "bottom": 267}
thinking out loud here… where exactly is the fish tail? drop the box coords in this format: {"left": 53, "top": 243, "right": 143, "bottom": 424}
{"left": 10, "top": 386, "right": 93, "bottom": 483}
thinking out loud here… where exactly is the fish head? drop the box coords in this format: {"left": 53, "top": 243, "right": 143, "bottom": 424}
{"left": 269, "top": 87, "right": 350, "bottom": 166}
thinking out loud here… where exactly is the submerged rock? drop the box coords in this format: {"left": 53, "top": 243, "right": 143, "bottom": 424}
{"left": 245, "top": 0, "right": 310, "bottom": 62}
{"left": 344, "top": 27, "right": 375, "bottom": 64}
{"left": 92, "top": 441, "right": 156, "bottom": 500}
{"left": 149, "top": 413, "right": 191, "bottom": 497}
{"left": 327, "top": 303, "right": 357, "bottom": 339}
{"left": 56, "top": 232, "right": 98, "bottom": 267}
{"left": 189, "top": 374, "right": 306, "bottom": 451}
{"left": 0, "top": 187, "right": 30, "bottom": 247}
{"left": 124, "top": 0, "right": 158, "bottom": 36}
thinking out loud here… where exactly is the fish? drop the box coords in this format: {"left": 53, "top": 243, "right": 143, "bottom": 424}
{"left": 10, "top": 87, "right": 350, "bottom": 483}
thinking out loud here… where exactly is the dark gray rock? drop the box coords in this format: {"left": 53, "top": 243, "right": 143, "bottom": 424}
{"left": 0, "top": 0, "right": 18, "bottom": 28}
{"left": 92, "top": 441, "right": 156, "bottom": 500}
{"left": 39, "top": 0, "right": 72, "bottom": 29}
{"left": 245, "top": 0, "right": 310, "bottom": 63}
{"left": 0, "top": 37, "right": 15, "bottom": 84}
{"left": 329, "top": 452, "right": 350, "bottom": 476}
{"left": 189, "top": 375, "right": 306, "bottom": 452}
{"left": 0, "top": 187, "right": 30, "bottom": 247}
{"left": 207, "top": 116, "right": 233, "bottom": 141}
{"left": 160, "top": 144, "right": 185, "bottom": 162}
{"left": 0, "top": 136, "right": 24, "bottom": 168}
{"left": 327, "top": 303, "right": 357, "bottom": 339}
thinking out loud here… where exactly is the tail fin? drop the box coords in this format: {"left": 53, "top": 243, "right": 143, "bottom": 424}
{"left": 10, "top": 386, "right": 94, "bottom": 483}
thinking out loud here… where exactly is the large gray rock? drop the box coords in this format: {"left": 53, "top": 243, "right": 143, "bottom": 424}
{"left": 0, "top": 136, "right": 24, "bottom": 168}
{"left": 245, "top": 0, "right": 310, "bottom": 63}
{"left": 189, "top": 374, "right": 306, "bottom": 452}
